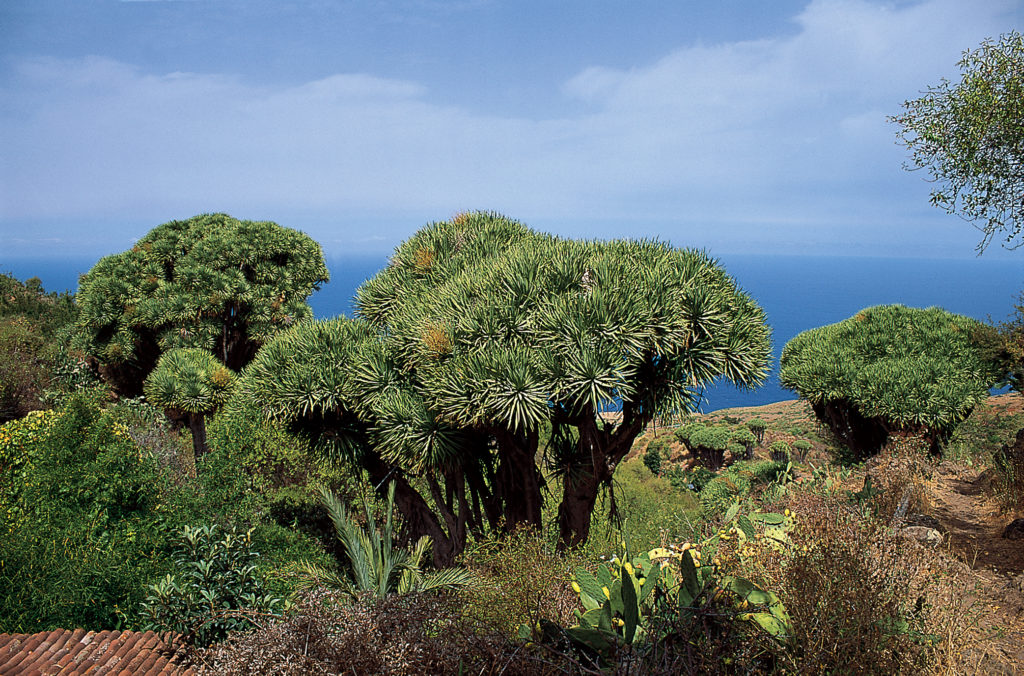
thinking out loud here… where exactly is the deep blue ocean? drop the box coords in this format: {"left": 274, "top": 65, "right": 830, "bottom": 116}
{"left": 5, "top": 253, "right": 1022, "bottom": 412}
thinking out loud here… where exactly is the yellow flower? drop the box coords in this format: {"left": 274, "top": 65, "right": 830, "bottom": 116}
{"left": 571, "top": 581, "right": 581, "bottom": 593}
{"left": 624, "top": 561, "right": 634, "bottom": 576}
{"left": 602, "top": 586, "right": 610, "bottom": 599}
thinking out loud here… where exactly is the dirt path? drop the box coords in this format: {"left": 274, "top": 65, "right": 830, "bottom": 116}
{"left": 928, "top": 463, "right": 1024, "bottom": 673}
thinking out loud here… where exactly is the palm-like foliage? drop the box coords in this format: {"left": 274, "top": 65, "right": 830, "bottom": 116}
{"left": 144, "top": 347, "right": 236, "bottom": 461}
{"left": 780, "top": 305, "right": 999, "bottom": 457}
{"left": 242, "top": 212, "right": 770, "bottom": 556}
{"left": 297, "top": 483, "right": 477, "bottom": 599}
{"left": 74, "top": 213, "right": 328, "bottom": 395}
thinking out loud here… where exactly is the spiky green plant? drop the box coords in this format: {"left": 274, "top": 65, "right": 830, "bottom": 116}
{"left": 74, "top": 213, "right": 328, "bottom": 396}
{"left": 780, "top": 305, "right": 999, "bottom": 458}
{"left": 143, "top": 348, "right": 235, "bottom": 461}
{"left": 746, "top": 418, "right": 767, "bottom": 445}
{"left": 296, "top": 483, "right": 477, "bottom": 599}
{"left": 241, "top": 212, "right": 770, "bottom": 559}
{"left": 688, "top": 425, "right": 733, "bottom": 469}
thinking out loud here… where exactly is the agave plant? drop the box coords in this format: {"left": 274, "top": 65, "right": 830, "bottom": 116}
{"left": 297, "top": 482, "right": 478, "bottom": 599}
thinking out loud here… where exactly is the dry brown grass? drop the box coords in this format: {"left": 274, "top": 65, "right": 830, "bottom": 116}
{"left": 193, "top": 589, "right": 559, "bottom": 675}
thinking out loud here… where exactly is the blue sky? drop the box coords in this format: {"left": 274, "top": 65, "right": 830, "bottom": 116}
{"left": 1, "top": 0, "right": 1021, "bottom": 261}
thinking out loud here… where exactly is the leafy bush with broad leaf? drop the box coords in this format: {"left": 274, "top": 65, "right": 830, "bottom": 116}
{"left": 0, "top": 391, "right": 167, "bottom": 631}
{"left": 534, "top": 505, "right": 791, "bottom": 673}
{"left": 140, "top": 524, "right": 285, "bottom": 646}
{"left": 780, "top": 305, "right": 998, "bottom": 459}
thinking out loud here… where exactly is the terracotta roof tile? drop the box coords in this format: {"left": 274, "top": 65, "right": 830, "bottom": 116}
{"left": 0, "top": 630, "right": 194, "bottom": 675}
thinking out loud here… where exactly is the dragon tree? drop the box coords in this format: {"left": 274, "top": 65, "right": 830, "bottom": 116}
{"left": 74, "top": 213, "right": 329, "bottom": 396}
{"left": 780, "top": 304, "right": 999, "bottom": 458}
{"left": 241, "top": 212, "right": 770, "bottom": 561}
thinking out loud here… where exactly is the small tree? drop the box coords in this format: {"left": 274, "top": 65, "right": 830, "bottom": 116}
{"left": 769, "top": 440, "right": 791, "bottom": 463}
{"left": 144, "top": 348, "right": 235, "bottom": 461}
{"left": 746, "top": 418, "right": 767, "bottom": 445}
{"left": 892, "top": 31, "right": 1023, "bottom": 253}
{"left": 75, "top": 213, "right": 328, "bottom": 396}
{"left": 731, "top": 427, "right": 757, "bottom": 460}
{"left": 792, "top": 439, "right": 812, "bottom": 463}
{"left": 780, "top": 305, "right": 999, "bottom": 458}
{"left": 687, "top": 425, "right": 732, "bottom": 470}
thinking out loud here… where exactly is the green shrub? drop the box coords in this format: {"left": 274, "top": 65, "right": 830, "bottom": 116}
{"left": 587, "top": 460, "right": 700, "bottom": 554}
{"left": 792, "top": 439, "right": 812, "bottom": 463}
{"left": 140, "top": 524, "right": 286, "bottom": 646}
{"left": 460, "top": 527, "right": 584, "bottom": 635}
{"left": 746, "top": 418, "right": 767, "bottom": 444}
{"left": 643, "top": 441, "right": 664, "bottom": 476}
{"left": 780, "top": 305, "right": 999, "bottom": 458}
{"left": 0, "top": 318, "right": 51, "bottom": 422}
{"left": 0, "top": 389, "right": 331, "bottom": 633}
{"left": 0, "top": 391, "right": 169, "bottom": 631}
{"left": 699, "top": 476, "right": 745, "bottom": 517}
{"left": 779, "top": 493, "right": 935, "bottom": 673}
{"left": 666, "top": 465, "right": 716, "bottom": 493}
{"left": 698, "top": 460, "right": 786, "bottom": 518}
{"left": 769, "top": 440, "right": 791, "bottom": 463}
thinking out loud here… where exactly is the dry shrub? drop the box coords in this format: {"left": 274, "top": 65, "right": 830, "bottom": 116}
{"left": 193, "top": 588, "right": 557, "bottom": 675}
{"left": 459, "top": 527, "right": 583, "bottom": 635}
{"left": 777, "top": 492, "right": 946, "bottom": 674}
{"left": 993, "top": 427, "right": 1024, "bottom": 510}
{"left": 866, "top": 437, "right": 934, "bottom": 521}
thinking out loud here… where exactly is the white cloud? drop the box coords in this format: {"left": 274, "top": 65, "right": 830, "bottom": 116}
{"left": 0, "top": 0, "right": 1017, "bottom": 255}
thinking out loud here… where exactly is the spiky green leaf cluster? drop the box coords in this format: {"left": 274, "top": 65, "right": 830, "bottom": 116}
{"left": 75, "top": 213, "right": 328, "bottom": 377}
{"left": 143, "top": 348, "right": 235, "bottom": 415}
{"left": 297, "top": 484, "right": 477, "bottom": 599}
{"left": 780, "top": 305, "right": 997, "bottom": 434}
{"left": 356, "top": 212, "right": 770, "bottom": 430}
